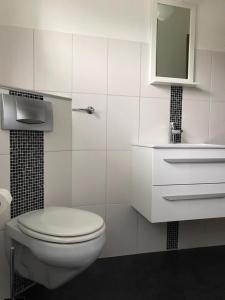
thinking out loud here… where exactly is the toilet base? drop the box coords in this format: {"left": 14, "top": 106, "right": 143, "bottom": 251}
{"left": 12, "top": 239, "right": 103, "bottom": 289}
{"left": 5, "top": 216, "right": 106, "bottom": 290}
{"left": 5, "top": 223, "right": 106, "bottom": 290}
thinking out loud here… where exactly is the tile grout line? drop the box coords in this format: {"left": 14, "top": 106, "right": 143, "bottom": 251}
{"left": 71, "top": 33, "right": 74, "bottom": 96}
{"left": 208, "top": 51, "right": 213, "bottom": 141}
{"left": 31, "top": 89, "right": 169, "bottom": 100}
{"left": 32, "top": 29, "right": 35, "bottom": 90}
{"left": 136, "top": 42, "right": 142, "bottom": 253}
{"left": 137, "top": 43, "right": 142, "bottom": 145}
{"left": 71, "top": 34, "right": 74, "bottom": 208}
{"left": 105, "top": 38, "right": 110, "bottom": 222}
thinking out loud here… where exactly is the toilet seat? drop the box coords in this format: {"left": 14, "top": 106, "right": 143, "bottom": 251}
{"left": 18, "top": 223, "right": 105, "bottom": 244}
{"left": 17, "top": 207, "right": 105, "bottom": 244}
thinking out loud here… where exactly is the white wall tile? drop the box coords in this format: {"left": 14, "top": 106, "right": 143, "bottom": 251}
{"left": 73, "top": 35, "right": 107, "bottom": 94}
{"left": 45, "top": 151, "right": 72, "bottom": 208}
{"left": 182, "top": 99, "right": 210, "bottom": 143}
{"left": 179, "top": 220, "right": 208, "bottom": 249}
{"left": 72, "top": 94, "right": 107, "bottom": 150}
{"left": 0, "top": 230, "right": 9, "bottom": 300}
{"left": 45, "top": 97, "right": 72, "bottom": 151}
{"left": 0, "top": 102, "right": 9, "bottom": 155}
{"left": 0, "top": 26, "right": 33, "bottom": 89}
{"left": 0, "top": 155, "right": 10, "bottom": 190}
{"left": 179, "top": 219, "right": 225, "bottom": 249}
{"left": 107, "top": 96, "right": 139, "bottom": 150}
{"left": 38, "top": 91, "right": 72, "bottom": 99}
{"left": 103, "top": 204, "right": 138, "bottom": 257}
{"left": 211, "top": 51, "right": 225, "bottom": 99}
{"left": 34, "top": 30, "right": 72, "bottom": 92}
{"left": 76, "top": 204, "right": 106, "bottom": 220}
{"left": 137, "top": 215, "right": 167, "bottom": 254}
{"left": 140, "top": 43, "right": 170, "bottom": 98}
{"left": 72, "top": 151, "right": 106, "bottom": 206}
{"left": 75, "top": 205, "right": 106, "bottom": 258}
{"left": 139, "top": 98, "right": 170, "bottom": 144}
{"left": 107, "top": 151, "right": 131, "bottom": 205}
{"left": 0, "top": 89, "right": 9, "bottom": 94}
{"left": 183, "top": 50, "right": 212, "bottom": 101}
{"left": 108, "top": 39, "right": 141, "bottom": 96}
{"left": 209, "top": 100, "right": 225, "bottom": 144}
{"left": 76, "top": 204, "right": 106, "bottom": 257}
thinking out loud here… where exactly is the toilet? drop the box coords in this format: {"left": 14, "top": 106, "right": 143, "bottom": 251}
{"left": 5, "top": 206, "right": 106, "bottom": 289}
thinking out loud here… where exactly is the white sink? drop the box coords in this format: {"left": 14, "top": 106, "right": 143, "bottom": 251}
{"left": 133, "top": 143, "right": 225, "bottom": 149}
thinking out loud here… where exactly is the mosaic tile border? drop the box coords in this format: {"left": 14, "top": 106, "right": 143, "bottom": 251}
{"left": 170, "top": 86, "right": 183, "bottom": 144}
{"left": 167, "top": 222, "right": 179, "bottom": 250}
{"left": 10, "top": 130, "right": 44, "bottom": 218}
{"left": 9, "top": 90, "right": 44, "bottom": 295}
{"left": 167, "top": 86, "right": 183, "bottom": 250}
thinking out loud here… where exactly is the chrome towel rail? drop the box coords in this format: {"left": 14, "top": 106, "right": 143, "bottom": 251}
{"left": 72, "top": 106, "right": 95, "bottom": 114}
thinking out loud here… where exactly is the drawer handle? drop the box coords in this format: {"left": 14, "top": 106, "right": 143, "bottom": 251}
{"left": 164, "top": 158, "right": 225, "bottom": 164}
{"left": 163, "top": 193, "right": 225, "bottom": 201}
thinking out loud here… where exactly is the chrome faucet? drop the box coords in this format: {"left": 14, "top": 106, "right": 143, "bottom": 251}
{"left": 170, "top": 122, "right": 183, "bottom": 144}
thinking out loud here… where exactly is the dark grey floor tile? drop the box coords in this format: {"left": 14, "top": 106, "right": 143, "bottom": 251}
{"left": 21, "top": 246, "right": 225, "bottom": 300}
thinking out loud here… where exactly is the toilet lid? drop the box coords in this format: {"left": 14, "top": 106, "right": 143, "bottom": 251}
{"left": 18, "top": 207, "right": 104, "bottom": 238}
{"left": 18, "top": 222, "right": 105, "bottom": 244}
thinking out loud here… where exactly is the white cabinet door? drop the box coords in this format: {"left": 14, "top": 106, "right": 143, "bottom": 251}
{"left": 151, "top": 183, "right": 225, "bottom": 222}
{"left": 153, "top": 148, "right": 225, "bottom": 185}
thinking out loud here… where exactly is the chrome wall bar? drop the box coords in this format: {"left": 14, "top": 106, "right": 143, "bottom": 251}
{"left": 72, "top": 106, "right": 95, "bottom": 114}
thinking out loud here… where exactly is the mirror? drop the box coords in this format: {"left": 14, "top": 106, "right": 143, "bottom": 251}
{"left": 150, "top": 0, "right": 197, "bottom": 86}
{"left": 156, "top": 4, "right": 190, "bottom": 79}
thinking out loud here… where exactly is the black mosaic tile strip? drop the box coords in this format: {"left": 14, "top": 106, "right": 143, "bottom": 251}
{"left": 9, "top": 90, "right": 44, "bottom": 295}
{"left": 9, "top": 91, "right": 44, "bottom": 218}
{"left": 170, "top": 86, "right": 183, "bottom": 143}
{"left": 10, "top": 130, "right": 44, "bottom": 218}
{"left": 14, "top": 274, "right": 33, "bottom": 295}
{"left": 167, "top": 86, "right": 183, "bottom": 250}
{"left": 9, "top": 90, "right": 43, "bottom": 100}
{"left": 167, "top": 221, "right": 179, "bottom": 250}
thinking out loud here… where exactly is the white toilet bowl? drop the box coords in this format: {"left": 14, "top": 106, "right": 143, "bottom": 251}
{"left": 5, "top": 207, "right": 106, "bottom": 289}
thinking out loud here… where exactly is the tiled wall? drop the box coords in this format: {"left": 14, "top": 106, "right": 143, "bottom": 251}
{"left": 71, "top": 36, "right": 225, "bottom": 256}
{"left": 71, "top": 36, "right": 169, "bottom": 257}
{"left": 182, "top": 50, "right": 225, "bottom": 145}
{"left": 1, "top": 25, "right": 225, "bottom": 297}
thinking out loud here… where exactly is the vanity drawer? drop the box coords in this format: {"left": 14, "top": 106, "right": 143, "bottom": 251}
{"left": 151, "top": 183, "right": 225, "bottom": 222}
{"left": 152, "top": 148, "right": 225, "bottom": 185}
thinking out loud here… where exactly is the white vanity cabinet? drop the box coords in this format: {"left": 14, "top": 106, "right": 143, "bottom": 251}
{"left": 132, "top": 144, "right": 225, "bottom": 223}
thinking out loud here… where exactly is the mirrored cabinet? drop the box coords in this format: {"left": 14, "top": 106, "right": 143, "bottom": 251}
{"left": 149, "top": 0, "right": 198, "bottom": 86}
